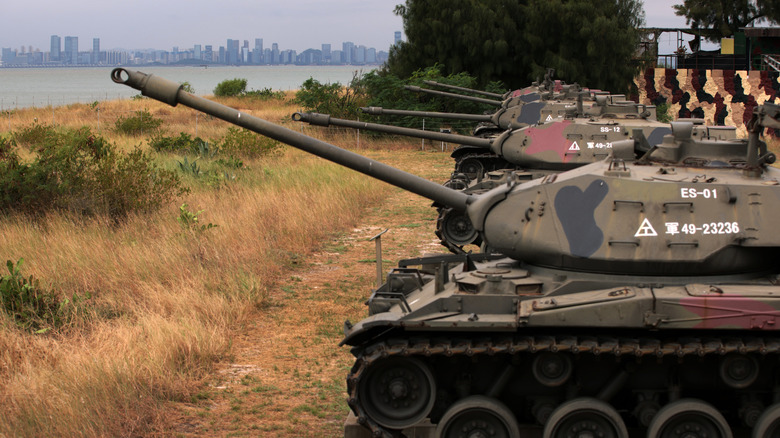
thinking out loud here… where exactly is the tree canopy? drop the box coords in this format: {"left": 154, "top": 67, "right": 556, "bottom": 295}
{"left": 385, "top": 0, "right": 645, "bottom": 93}
{"left": 673, "top": 0, "right": 780, "bottom": 42}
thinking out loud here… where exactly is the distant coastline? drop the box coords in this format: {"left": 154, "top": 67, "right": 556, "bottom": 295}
{"left": 0, "top": 65, "right": 370, "bottom": 109}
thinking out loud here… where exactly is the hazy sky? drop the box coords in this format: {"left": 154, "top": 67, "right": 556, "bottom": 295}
{"left": 1, "top": 0, "right": 695, "bottom": 54}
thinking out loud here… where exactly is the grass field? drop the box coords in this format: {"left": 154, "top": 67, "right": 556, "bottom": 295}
{"left": 0, "top": 94, "right": 442, "bottom": 437}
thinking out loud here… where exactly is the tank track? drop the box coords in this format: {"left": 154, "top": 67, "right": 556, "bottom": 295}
{"left": 346, "top": 334, "right": 780, "bottom": 437}
{"left": 454, "top": 152, "right": 514, "bottom": 177}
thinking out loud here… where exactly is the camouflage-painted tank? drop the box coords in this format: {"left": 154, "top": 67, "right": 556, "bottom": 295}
{"left": 404, "top": 74, "right": 589, "bottom": 137}
{"left": 363, "top": 92, "right": 663, "bottom": 174}
{"left": 293, "top": 110, "right": 736, "bottom": 253}
{"left": 113, "top": 68, "right": 780, "bottom": 438}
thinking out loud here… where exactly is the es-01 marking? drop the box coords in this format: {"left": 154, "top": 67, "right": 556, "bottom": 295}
{"left": 681, "top": 188, "right": 718, "bottom": 199}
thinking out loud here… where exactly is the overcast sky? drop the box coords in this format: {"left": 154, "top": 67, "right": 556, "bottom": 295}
{"left": 1, "top": 0, "right": 696, "bottom": 54}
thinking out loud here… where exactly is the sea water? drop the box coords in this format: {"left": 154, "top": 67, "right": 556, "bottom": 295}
{"left": 0, "top": 65, "right": 373, "bottom": 110}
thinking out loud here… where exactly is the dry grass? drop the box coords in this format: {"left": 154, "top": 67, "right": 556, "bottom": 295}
{"left": 0, "top": 95, "right": 409, "bottom": 437}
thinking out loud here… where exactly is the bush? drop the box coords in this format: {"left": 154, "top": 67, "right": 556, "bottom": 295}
{"left": 219, "top": 127, "right": 281, "bottom": 159}
{"left": 149, "top": 132, "right": 210, "bottom": 154}
{"left": 243, "top": 88, "right": 286, "bottom": 100}
{"left": 113, "top": 108, "right": 163, "bottom": 135}
{"left": 214, "top": 78, "right": 248, "bottom": 97}
{"left": 10, "top": 122, "right": 59, "bottom": 149}
{"left": 0, "top": 126, "right": 186, "bottom": 219}
{"left": 293, "top": 73, "right": 367, "bottom": 119}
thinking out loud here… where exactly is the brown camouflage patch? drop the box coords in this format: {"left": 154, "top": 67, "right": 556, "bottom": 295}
{"left": 635, "top": 68, "right": 780, "bottom": 137}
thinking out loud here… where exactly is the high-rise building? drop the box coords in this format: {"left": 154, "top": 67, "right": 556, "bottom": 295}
{"left": 50, "top": 35, "right": 61, "bottom": 62}
{"left": 204, "top": 45, "right": 213, "bottom": 62}
{"left": 64, "top": 36, "right": 78, "bottom": 65}
{"left": 93, "top": 38, "right": 100, "bottom": 65}
{"left": 226, "top": 39, "right": 240, "bottom": 64}
{"left": 394, "top": 31, "right": 402, "bottom": 46}
{"left": 253, "top": 38, "right": 263, "bottom": 65}
{"left": 321, "top": 43, "right": 331, "bottom": 64}
{"left": 342, "top": 41, "right": 354, "bottom": 64}
{"left": 194, "top": 44, "right": 201, "bottom": 60}
{"left": 271, "top": 43, "right": 280, "bottom": 64}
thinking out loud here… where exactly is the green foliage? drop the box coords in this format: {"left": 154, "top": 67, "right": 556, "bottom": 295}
{"left": 214, "top": 78, "right": 286, "bottom": 100}
{"left": 180, "top": 81, "right": 195, "bottom": 94}
{"left": 10, "top": 122, "right": 59, "bottom": 148}
{"left": 293, "top": 73, "right": 368, "bottom": 119}
{"left": 387, "top": 0, "right": 645, "bottom": 93}
{"left": 519, "top": 0, "right": 646, "bottom": 93}
{"left": 219, "top": 127, "right": 281, "bottom": 159}
{"left": 149, "top": 132, "right": 210, "bottom": 155}
{"left": 0, "top": 259, "right": 89, "bottom": 333}
{"left": 360, "top": 65, "right": 501, "bottom": 131}
{"left": 113, "top": 108, "right": 163, "bottom": 135}
{"left": 0, "top": 126, "right": 186, "bottom": 219}
{"left": 655, "top": 102, "right": 673, "bottom": 123}
{"left": 214, "top": 78, "right": 248, "bottom": 97}
{"left": 215, "top": 156, "right": 244, "bottom": 169}
{"left": 178, "top": 156, "right": 202, "bottom": 177}
{"left": 177, "top": 204, "right": 218, "bottom": 233}
{"left": 674, "top": 0, "right": 780, "bottom": 42}
{"left": 243, "top": 88, "right": 286, "bottom": 100}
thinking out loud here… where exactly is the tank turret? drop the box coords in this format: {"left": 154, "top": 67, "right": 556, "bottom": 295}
{"left": 292, "top": 110, "right": 723, "bottom": 178}
{"left": 113, "top": 68, "right": 780, "bottom": 438}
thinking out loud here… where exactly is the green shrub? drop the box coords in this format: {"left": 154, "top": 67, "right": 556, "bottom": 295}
{"left": 0, "top": 259, "right": 88, "bottom": 333}
{"left": 0, "top": 127, "right": 186, "bottom": 219}
{"left": 243, "top": 88, "right": 286, "bottom": 100}
{"left": 149, "top": 132, "right": 209, "bottom": 154}
{"left": 219, "top": 127, "right": 281, "bottom": 159}
{"left": 656, "top": 102, "right": 673, "bottom": 123}
{"left": 214, "top": 78, "right": 248, "bottom": 97}
{"left": 293, "top": 73, "right": 367, "bottom": 119}
{"left": 10, "top": 122, "right": 59, "bottom": 149}
{"left": 113, "top": 108, "right": 163, "bottom": 135}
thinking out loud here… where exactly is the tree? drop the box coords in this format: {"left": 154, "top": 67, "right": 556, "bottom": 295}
{"left": 520, "top": 0, "right": 645, "bottom": 93}
{"left": 386, "top": 0, "right": 525, "bottom": 88}
{"left": 385, "top": 0, "right": 645, "bottom": 93}
{"left": 674, "top": 0, "right": 780, "bottom": 42}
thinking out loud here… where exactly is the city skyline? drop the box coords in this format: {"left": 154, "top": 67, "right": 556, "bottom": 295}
{"left": 0, "top": 1, "right": 404, "bottom": 54}
{"left": 2, "top": 32, "right": 400, "bottom": 67}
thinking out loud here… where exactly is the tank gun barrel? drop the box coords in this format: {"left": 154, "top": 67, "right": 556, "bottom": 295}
{"left": 405, "top": 85, "right": 503, "bottom": 107}
{"left": 360, "top": 106, "right": 493, "bottom": 123}
{"left": 292, "top": 111, "right": 494, "bottom": 149}
{"left": 421, "top": 80, "right": 506, "bottom": 99}
{"left": 111, "top": 68, "right": 472, "bottom": 211}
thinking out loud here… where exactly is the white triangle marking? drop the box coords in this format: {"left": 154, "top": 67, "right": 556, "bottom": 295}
{"left": 569, "top": 141, "right": 580, "bottom": 151}
{"left": 634, "top": 218, "right": 658, "bottom": 237}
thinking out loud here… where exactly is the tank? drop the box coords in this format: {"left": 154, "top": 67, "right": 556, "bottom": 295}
{"left": 113, "top": 68, "right": 780, "bottom": 438}
{"left": 403, "top": 82, "right": 589, "bottom": 137}
{"left": 293, "top": 111, "right": 736, "bottom": 252}
{"left": 291, "top": 109, "right": 690, "bottom": 178}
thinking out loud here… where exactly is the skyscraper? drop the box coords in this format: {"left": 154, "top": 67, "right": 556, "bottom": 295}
{"left": 226, "top": 39, "right": 240, "bottom": 65}
{"left": 92, "top": 38, "right": 100, "bottom": 65}
{"left": 342, "top": 41, "right": 354, "bottom": 64}
{"left": 50, "top": 35, "right": 61, "bottom": 62}
{"left": 64, "top": 36, "right": 78, "bottom": 65}
{"left": 321, "top": 43, "right": 331, "bottom": 64}
{"left": 394, "top": 31, "right": 402, "bottom": 46}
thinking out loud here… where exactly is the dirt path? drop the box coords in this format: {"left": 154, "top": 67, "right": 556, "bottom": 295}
{"left": 164, "top": 150, "right": 453, "bottom": 437}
